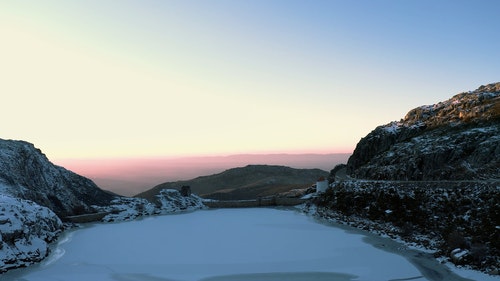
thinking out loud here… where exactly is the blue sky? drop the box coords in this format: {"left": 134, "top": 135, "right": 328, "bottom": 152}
{"left": 1, "top": 0, "right": 499, "bottom": 159}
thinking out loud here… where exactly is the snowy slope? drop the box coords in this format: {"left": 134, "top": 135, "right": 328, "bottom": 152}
{"left": 0, "top": 139, "right": 114, "bottom": 216}
{"left": 0, "top": 187, "right": 204, "bottom": 272}
{"left": 0, "top": 138, "right": 115, "bottom": 272}
{"left": 0, "top": 193, "right": 63, "bottom": 272}
{"left": 0, "top": 138, "right": 207, "bottom": 273}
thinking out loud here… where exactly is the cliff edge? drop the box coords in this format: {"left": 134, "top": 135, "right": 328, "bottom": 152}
{"left": 347, "top": 83, "right": 500, "bottom": 180}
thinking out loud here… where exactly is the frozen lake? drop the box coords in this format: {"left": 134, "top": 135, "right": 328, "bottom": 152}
{"left": 4, "top": 208, "right": 483, "bottom": 281}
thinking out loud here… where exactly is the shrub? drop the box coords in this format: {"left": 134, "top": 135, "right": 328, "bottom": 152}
{"left": 446, "top": 230, "right": 468, "bottom": 250}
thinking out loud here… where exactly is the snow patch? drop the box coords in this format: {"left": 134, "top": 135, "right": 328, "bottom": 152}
{"left": 451, "top": 248, "right": 469, "bottom": 261}
{"left": 301, "top": 193, "right": 315, "bottom": 200}
{"left": 0, "top": 195, "right": 63, "bottom": 272}
{"left": 382, "top": 121, "right": 402, "bottom": 134}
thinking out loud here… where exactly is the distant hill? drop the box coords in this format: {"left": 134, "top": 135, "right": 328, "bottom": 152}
{"left": 57, "top": 153, "right": 349, "bottom": 196}
{"left": 136, "top": 165, "right": 328, "bottom": 201}
{"left": 347, "top": 82, "right": 500, "bottom": 180}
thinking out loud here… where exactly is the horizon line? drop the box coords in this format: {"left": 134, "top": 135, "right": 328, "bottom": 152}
{"left": 53, "top": 151, "right": 353, "bottom": 162}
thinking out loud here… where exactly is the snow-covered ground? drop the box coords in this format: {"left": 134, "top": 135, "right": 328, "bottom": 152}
{"left": 0, "top": 194, "right": 63, "bottom": 272}
{"left": 0, "top": 188, "right": 204, "bottom": 273}
{"left": 5, "top": 208, "right": 496, "bottom": 281}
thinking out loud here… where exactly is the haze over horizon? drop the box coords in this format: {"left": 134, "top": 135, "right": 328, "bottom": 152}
{"left": 56, "top": 153, "right": 350, "bottom": 196}
{"left": 2, "top": 1, "right": 499, "bottom": 163}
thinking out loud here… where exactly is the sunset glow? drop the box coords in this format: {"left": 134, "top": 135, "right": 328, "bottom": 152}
{"left": 1, "top": 1, "right": 499, "bottom": 160}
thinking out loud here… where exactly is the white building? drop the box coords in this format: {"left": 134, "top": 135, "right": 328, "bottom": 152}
{"left": 316, "top": 177, "right": 329, "bottom": 193}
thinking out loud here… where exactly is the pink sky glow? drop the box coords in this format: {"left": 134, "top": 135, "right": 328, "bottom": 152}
{"left": 55, "top": 153, "right": 350, "bottom": 196}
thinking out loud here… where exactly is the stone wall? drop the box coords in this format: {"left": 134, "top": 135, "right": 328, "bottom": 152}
{"left": 204, "top": 196, "right": 306, "bottom": 208}
{"left": 64, "top": 212, "right": 111, "bottom": 223}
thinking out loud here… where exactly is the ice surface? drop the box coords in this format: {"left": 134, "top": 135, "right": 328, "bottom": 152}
{"left": 5, "top": 208, "right": 495, "bottom": 281}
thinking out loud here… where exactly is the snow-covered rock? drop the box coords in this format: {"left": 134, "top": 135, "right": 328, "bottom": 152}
{"left": 154, "top": 189, "right": 205, "bottom": 214}
{"left": 0, "top": 139, "right": 115, "bottom": 216}
{"left": 95, "top": 197, "right": 157, "bottom": 222}
{"left": 0, "top": 138, "right": 117, "bottom": 273}
{"left": 451, "top": 248, "right": 469, "bottom": 263}
{"left": 347, "top": 83, "right": 500, "bottom": 180}
{"left": 95, "top": 189, "right": 205, "bottom": 222}
{"left": 0, "top": 139, "right": 206, "bottom": 273}
{"left": 309, "top": 180, "right": 500, "bottom": 273}
{"left": 0, "top": 194, "right": 63, "bottom": 272}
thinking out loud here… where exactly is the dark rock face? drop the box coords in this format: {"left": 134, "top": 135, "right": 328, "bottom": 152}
{"left": 180, "top": 186, "right": 192, "bottom": 197}
{"left": 0, "top": 139, "right": 115, "bottom": 217}
{"left": 347, "top": 83, "right": 500, "bottom": 180}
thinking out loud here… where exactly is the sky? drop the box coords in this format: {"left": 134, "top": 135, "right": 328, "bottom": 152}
{"left": 1, "top": 0, "right": 500, "bottom": 161}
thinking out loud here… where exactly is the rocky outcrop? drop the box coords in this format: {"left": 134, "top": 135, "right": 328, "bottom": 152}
{"left": 309, "top": 180, "right": 499, "bottom": 273}
{"left": 347, "top": 83, "right": 500, "bottom": 180}
{"left": 0, "top": 139, "right": 208, "bottom": 273}
{"left": 0, "top": 139, "right": 115, "bottom": 217}
{"left": 0, "top": 194, "right": 63, "bottom": 272}
{"left": 154, "top": 189, "right": 205, "bottom": 213}
{"left": 94, "top": 189, "right": 205, "bottom": 222}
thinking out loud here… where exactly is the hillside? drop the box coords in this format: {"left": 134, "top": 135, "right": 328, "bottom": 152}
{"left": 0, "top": 139, "right": 115, "bottom": 217}
{"left": 0, "top": 138, "right": 206, "bottom": 272}
{"left": 136, "top": 165, "right": 328, "bottom": 201}
{"left": 347, "top": 82, "right": 500, "bottom": 180}
{"left": 316, "top": 83, "right": 500, "bottom": 274}
{"left": 0, "top": 138, "right": 119, "bottom": 272}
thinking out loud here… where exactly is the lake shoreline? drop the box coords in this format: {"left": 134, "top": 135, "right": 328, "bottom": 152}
{"left": 297, "top": 204, "right": 496, "bottom": 281}
{"left": 3, "top": 206, "right": 496, "bottom": 281}
{"left": 1, "top": 208, "right": 432, "bottom": 281}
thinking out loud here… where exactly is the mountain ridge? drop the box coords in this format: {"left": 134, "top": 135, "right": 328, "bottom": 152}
{"left": 346, "top": 82, "right": 500, "bottom": 180}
